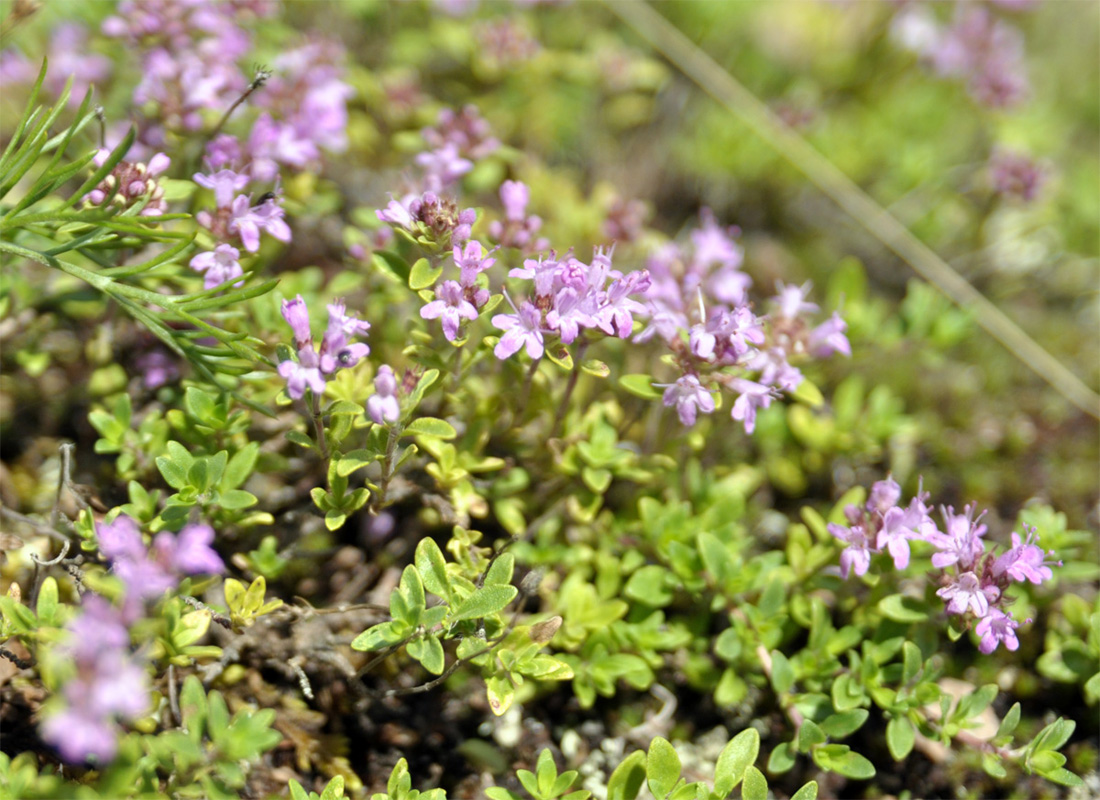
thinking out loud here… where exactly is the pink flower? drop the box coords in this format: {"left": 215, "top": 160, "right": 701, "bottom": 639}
{"left": 493, "top": 299, "right": 544, "bottom": 360}
{"left": 975, "top": 609, "right": 1022, "bottom": 654}
{"left": 657, "top": 374, "right": 715, "bottom": 427}
{"left": 367, "top": 365, "right": 401, "bottom": 425}
{"left": 421, "top": 281, "right": 479, "bottom": 342}
{"left": 189, "top": 244, "right": 243, "bottom": 289}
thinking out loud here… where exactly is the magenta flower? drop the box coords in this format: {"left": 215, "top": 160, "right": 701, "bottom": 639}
{"left": 367, "top": 365, "right": 401, "bottom": 425}
{"left": 421, "top": 281, "right": 478, "bottom": 342}
{"left": 493, "top": 299, "right": 545, "bottom": 360}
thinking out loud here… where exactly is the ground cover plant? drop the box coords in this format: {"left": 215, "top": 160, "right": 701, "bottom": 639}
{"left": 0, "top": 1, "right": 1097, "bottom": 798}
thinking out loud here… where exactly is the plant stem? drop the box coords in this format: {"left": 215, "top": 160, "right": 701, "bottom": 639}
{"left": 517, "top": 356, "right": 541, "bottom": 421}
{"left": 550, "top": 340, "right": 587, "bottom": 439}
{"left": 373, "top": 425, "right": 400, "bottom": 511}
{"left": 310, "top": 391, "right": 329, "bottom": 462}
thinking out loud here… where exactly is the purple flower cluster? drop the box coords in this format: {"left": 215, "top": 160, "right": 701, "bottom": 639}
{"left": 488, "top": 180, "right": 549, "bottom": 254}
{"left": 829, "top": 478, "right": 1060, "bottom": 653}
{"left": 248, "top": 38, "right": 354, "bottom": 182}
{"left": 368, "top": 365, "right": 401, "bottom": 425}
{"left": 492, "top": 246, "right": 651, "bottom": 360}
{"left": 0, "top": 22, "right": 112, "bottom": 106}
{"left": 41, "top": 596, "right": 149, "bottom": 764}
{"left": 277, "top": 296, "right": 371, "bottom": 399}
{"left": 190, "top": 162, "right": 291, "bottom": 287}
{"left": 83, "top": 150, "right": 171, "bottom": 217}
{"left": 418, "top": 105, "right": 499, "bottom": 193}
{"left": 988, "top": 146, "right": 1047, "bottom": 203}
{"left": 377, "top": 191, "right": 477, "bottom": 253}
{"left": 102, "top": 1, "right": 273, "bottom": 138}
{"left": 892, "top": 3, "right": 1030, "bottom": 109}
{"left": 97, "top": 514, "right": 225, "bottom": 613}
{"left": 41, "top": 514, "right": 225, "bottom": 763}
{"left": 421, "top": 242, "right": 497, "bottom": 342}
{"left": 640, "top": 211, "right": 848, "bottom": 434}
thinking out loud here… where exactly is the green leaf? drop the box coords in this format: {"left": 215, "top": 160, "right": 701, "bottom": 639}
{"left": 581, "top": 359, "right": 611, "bottom": 378}
{"left": 790, "top": 781, "right": 819, "bottom": 800}
{"left": 35, "top": 577, "right": 59, "bottom": 627}
{"left": 812, "top": 745, "right": 875, "bottom": 779}
{"left": 222, "top": 443, "right": 259, "bottom": 490}
{"left": 714, "top": 727, "right": 759, "bottom": 795}
{"left": 372, "top": 249, "right": 410, "bottom": 281}
{"left": 766, "top": 741, "right": 797, "bottom": 776}
{"left": 797, "top": 720, "right": 827, "bottom": 753}
{"left": 409, "top": 257, "right": 443, "bottom": 290}
{"left": 404, "top": 417, "right": 457, "bottom": 439}
{"left": 606, "top": 751, "right": 646, "bottom": 800}
{"left": 451, "top": 585, "right": 517, "bottom": 621}
{"left": 955, "top": 684, "right": 998, "bottom": 722}
{"left": 996, "top": 702, "right": 1021, "bottom": 739}
{"left": 619, "top": 374, "right": 661, "bottom": 400}
{"left": 407, "top": 635, "right": 445, "bottom": 675}
{"left": 416, "top": 537, "right": 452, "bottom": 601}
{"left": 336, "top": 449, "right": 375, "bottom": 477}
{"left": 770, "top": 650, "right": 794, "bottom": 694}
{"left": 484, "top": 552, "right": 515, "bottom": 587}
{"left": 536, "top": 749, "right": 558, "bottom": 797}
{"left": 981, "top": 753, "right": 1007, "bottom": 779}
{"left": 820, "top": 709, "right": 868, "bottom": 739}
{"left": 319, "top": 775, "right": 345, "bottom": 800}
{"left": 623, "top": 565, "right": 674, "bottom": 607}
{"left": 645, "top": 737, "right": 680, "bottom": 799}
{"left": 216, "top": 489, "right": 257, "bottom": 510}
{"left": 878, "top": 594, "right": 929, "bottom": 623}
{"left": 741, "top": 767, "right": 768, "bottom": 800}
{"left": 885, "top": 716, "right": 915, "bottom": 760}
{"left": 288, "top": 780, "right": 310, "bottom": 800}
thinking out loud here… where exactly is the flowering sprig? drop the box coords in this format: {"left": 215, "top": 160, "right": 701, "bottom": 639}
{"left": 488, "top": 180, "right": 549, "bottom": 253}
{"left": 377, "top": 191, "right": 476, "bottom": 253}
{"left": 41, "top": 514, "right": 225, "bottom": 764}
{"left": 639, "top": 211, "right": 849, "bottom": 434}
{"left": 829, "top": 478, "right": 1061, "bottom": 653}
{"left": 276, "top": 295, "right": 371, "bottom": 400}
{"left": 83, "top": 149, "right": 171, "bottom": 217}
{"left": 491, "top": 246, "right": 651, "bottom": 360}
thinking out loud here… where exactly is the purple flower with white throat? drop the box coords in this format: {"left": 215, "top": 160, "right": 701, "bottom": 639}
{"left": 493, "top": 297, "right": 545, "bottom": 360}
{"left": 657, "top": 374, "right": 715, "bottom": 426}
{"left": 368, "top": 365, "right": 401, "bottom": 425}
{"left": 189, "top": 244, "right": 243, "bottom": 289}
{"left": 421, "top": 280, "right": 478, "bottom": 342}
{"left": 928, "top": 504, "right": 987, "bottom": 571}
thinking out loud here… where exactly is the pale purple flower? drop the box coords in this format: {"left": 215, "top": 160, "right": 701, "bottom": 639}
{"left": 808, "top": 312, "right": 851, "bottom": 358}
{"left": 937, "top": 571, "right": 999, "bottom": 616}
{"left": 367, "top": 365, "right": 401, "bottom": 425}
{"left": 154, "top": 523, "right": 224, "bottom": 575}
{"left": 989, "top": 147, "right": 1047, "bottom": 203}
{"left": 876, "top": 506, "right": 919, "bottom": 570}
{"left": 928, "top": 505, "right": 987, "bottom": 571}
{"left": 868, "top": 478, "right": 902, "bottom": 514}
{"left": 205, "top": 134, "right": 243, "bottom": 169}
{"left": 281, "top": 295, "right": 313, "bottom": 348}
{"left": 376, "top": 194, "right": 417, "bottom": 229}
{"left": 97, "top": 515, "right": 146, "bottom": 563}
{"left": 500, "top": 180, "right": 530, "bottom": 221}
{"left": 319, "top": 303, "right": 371, "bottom": 374}
{"left": 771, "top": 281, "right": 820, "bottom": 320}
{"left": 829, "top": 522, "right": 873, "bottom": 579}
{"left": 42, "top": 701, "right": 122, "bottom": 764}
{"left": 416, "top": 142, "right": 473, "bottom": 191}
{"left": 493, "top": 299, "right": 545, "bottom": 360}
{"left": 992, "top": 528, "right": 1056, "bottom": 584}
{"left": 595, "top": 271, "right": 651, "bottom": 338}
{"left": 421, "top": 281, "right": 478, "bottom": 341}
{"left": 454, "top": 241, "right": 496, "bottom": 287}
{"left": 278, "top": 359, "right": 326, "bottom": 399}
{"left": 728, "top": 377, "right": 774, "bottom": 434}
{"left": 658, "top": 374, "right": 715, "bottom": 426}
{"left": 975, "top": 608, "right": 1022, "bottom": 654}
{"left": 189, "top": 244, "right": 243, "bottom": 289}
{"left": 510, "top": 254, "right": 560, "bottom": 298}
{"left": 326, "top": 300, "right": 372, "bottom": 340}
{"left": 546, "top": 288, "right": 594, "bottom": 345}
{"left": 193, "top": 167, "right": 250, "bottom": 209}
{"left": 248, "top": 113, "right": 319, "bottom": 182}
